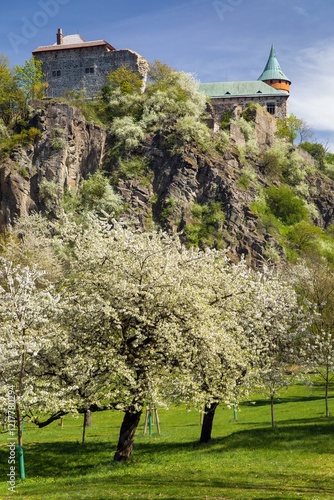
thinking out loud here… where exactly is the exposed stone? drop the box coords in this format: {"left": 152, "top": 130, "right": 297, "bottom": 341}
{"left": 1, "top": 100, "right": 334, "bottom": 267}
{"left": 0, "top": 100, "right": 106, "bottom": 227}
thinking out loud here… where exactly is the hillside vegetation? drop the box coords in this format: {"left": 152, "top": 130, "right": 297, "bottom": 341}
{"left": 0, "top": 57, "right": 334, "bottom": 472}
{"left": 1, "top": 59, "right": 334, "bottom": 266}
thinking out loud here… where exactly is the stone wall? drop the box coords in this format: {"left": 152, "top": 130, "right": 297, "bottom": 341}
{"left": 35, "top": 47, "right": 148, "bottom": 98}
{"left": 210, "top": 94, "right": 288, "bottom": 130}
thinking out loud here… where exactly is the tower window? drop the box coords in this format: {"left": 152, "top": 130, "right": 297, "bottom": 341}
{"left": 52, "top": 70, "right": 61, "bottom": 77}
{"left": 85, "top": 67, "right": 95, "bottom": 74}
{"left": 267, "top": 103, "right": 275, "bottom": 115}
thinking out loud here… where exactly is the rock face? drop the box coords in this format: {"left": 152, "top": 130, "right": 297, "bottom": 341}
{"left": 143, "top": 138, "right": 279, "bottom": 266}
{"left": 0, "top": 100, "right": 106, "bottom": 227}
{"left": 1, "top": 101, "right": 334, "bottom": 266}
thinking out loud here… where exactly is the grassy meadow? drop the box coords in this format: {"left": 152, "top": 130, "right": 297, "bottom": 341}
{"left": 0, "top": 380, "right": 333, "bottom": 500}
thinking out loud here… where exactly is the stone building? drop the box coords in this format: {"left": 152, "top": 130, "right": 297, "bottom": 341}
{"left": 32, "top": 29, "right": 148, "bottom": 98}
{"left": 200, "top": 46, "right": 291, "bottom": 128}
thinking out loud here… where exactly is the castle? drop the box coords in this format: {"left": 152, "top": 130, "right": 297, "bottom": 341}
{"left": 200, "top": 45, "right": 291, "bottom": 124}
{"left": 33, "top": 31, "right": 290, "bottom": 123}
{"left": 32, "top": 29, "right": 148, "bottom": 98}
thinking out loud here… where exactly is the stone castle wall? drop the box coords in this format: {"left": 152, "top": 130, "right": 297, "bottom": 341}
{"left": 210, "top": 94, "right": 288, "bottom": 129}
{"left": 35, "top": 47, "right": 148, "bottom": 98}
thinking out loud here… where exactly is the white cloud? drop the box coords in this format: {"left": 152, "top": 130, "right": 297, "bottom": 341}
{"left": 289, "top": 40, "right": 334, "bottom": 134}
{"left": 293, "top": 6, "right": 309, "bottom": 17}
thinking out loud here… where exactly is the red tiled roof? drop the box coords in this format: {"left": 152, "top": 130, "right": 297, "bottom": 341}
{"left": 33, "top": 40, "right": 115, "bottom": 54}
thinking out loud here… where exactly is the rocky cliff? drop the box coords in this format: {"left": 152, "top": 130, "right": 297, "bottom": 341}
{"left": 0, "top": 100, "right": 106, "bottom": 227}
{"left": 1, "top": 100, "right": 334, "bottom": 266}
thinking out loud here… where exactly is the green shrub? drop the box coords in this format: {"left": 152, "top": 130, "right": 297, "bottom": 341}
{"left": 117, "top": 156, "right": 151, "bottom": 182}
{"left": 109, "top": 116, "right": 145, "bottom": 153}
{"left": 220, "top": 109, "right": 233, "bottom": 130}
{"left": 51, "top": 129, "right": 65, "bottom": 151}
{"left": 160, "top": 197, "right": 175, "bottom": 221}
{"left": 299, "top": 141, "right": 326, "bottom": 168}
{"left": 80, "top": 171, "right": 123, "bottom": 215}
{"left": 169, "top": 115, "right": 211, "bottom": 152}
{"left": 238, "top": 168, "right": 257, "bottom": 190}
{"left": 185, "top": 201, "right": 225, "bottom": 248}
{"left": 242, "top": 102, "right": 262, "bottom": 122}
{"left": 0, "top": 119, "right": 9, "bottom": 139}
{"left": 261, "top": 143, "right": 288, "bottom": 177}
{"left": 214, "top": 130, "right": 229, "bottom": 154}
{"left": 38, "top": 179, "right": 61, "bottom": 211}
{"left": 286, "top": 221, "right": 323, "bottom": 254}
{"left": 0, "top": 127, "right": 40, "bottom": 155}
{"left": 265, "top": 185, "right": 308, "bottom": 225}
{"left": 234, "top": 117, "right": 255, "bottom": 141}
{"left": 282, "top": 150, "right": 309, "bottom": 186}
{"left": 17, "top": 166, "right": 29, "bottom": 179}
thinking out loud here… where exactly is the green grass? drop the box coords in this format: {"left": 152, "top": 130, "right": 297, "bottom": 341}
{"left": 0, "top": 381, "right": 333, "bottom": 500}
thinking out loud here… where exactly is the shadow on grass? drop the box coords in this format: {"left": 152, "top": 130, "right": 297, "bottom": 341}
{"left": 0, "top": 421, "right": 333, "bottom": 481}
{"left": 241, "top": 394, "right": 334, "bottom": 407}
{"left": 208, "top": 422, "right": 334, "bottom": 454}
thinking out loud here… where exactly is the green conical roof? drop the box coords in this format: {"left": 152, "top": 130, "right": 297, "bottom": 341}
{"left": 258, "top": 45, "right": 290, "bottom": 83}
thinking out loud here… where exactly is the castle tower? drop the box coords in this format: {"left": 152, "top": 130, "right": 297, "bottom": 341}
{"left": 258, "top": 45, "right": 291, "bottom": 94}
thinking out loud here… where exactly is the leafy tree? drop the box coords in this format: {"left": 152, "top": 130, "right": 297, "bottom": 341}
{"left": 0, "top": 258, "right": 59, "bottom": 447}
{"left": 198, "top": 263, "right": 308, "bottom": 439}
{"left": 14, "top": 57, "right": 47, "bottom": 101}
{"left": 99, "top": 61, "right": 210, "bottom": 158}
{"left": 0, "top": 54, "right": 25, "bottom": 125}
{"left": 293, "top": 261, "right": 334, "bottom": 417}
{"left": 276, "top": 114, "right": 303, "bottom": 144}
{"left": 147, "top": 60, "right": 179, "bottom": 91}
{"left": 45, "top": 215, "right": 226, "bottom": 461}
{"left": 247, "top": 269, "right": 307, "bottom": 429}
{"left": 104, "top": 66, "right": 143, "bottom": 96}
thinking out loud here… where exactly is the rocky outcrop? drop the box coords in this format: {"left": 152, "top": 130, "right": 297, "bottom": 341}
{"left": 1, "top": 102, "right": 334, "bottom": 266}
{"left": 308, "top": 172, "right": 334, "bottom": 228}
{"left": 0, "top": 100, "right": 106, "bottom": 227}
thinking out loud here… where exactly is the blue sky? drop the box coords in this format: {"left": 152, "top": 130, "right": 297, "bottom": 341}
{"left": 1, "top": 0, "right": 334, "bottom": 148}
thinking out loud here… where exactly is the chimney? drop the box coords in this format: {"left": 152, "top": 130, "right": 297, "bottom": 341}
{"left": 56, "top": 28, "right": 63, "bottom": 45}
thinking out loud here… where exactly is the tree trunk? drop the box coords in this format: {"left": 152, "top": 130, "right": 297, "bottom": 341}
{"left": 270, "top": 395, "right": 275, "bottom": 429}
{"left": 114, "top": 408, "right": 142, "bottom": 461}
{"left": 325, "top": 365, "right": 330, "bottom": 418}
{"left": 85, "top": 409, "right": 92, "bottom": 427}
{"left": 82, "top": 410, "right": 92, "bottom": 444}
{"left": 16, "top": 403, "right": 23, "bottom": 447}
{"left": 200, "top": 402, "right": 218, "bottom": 443}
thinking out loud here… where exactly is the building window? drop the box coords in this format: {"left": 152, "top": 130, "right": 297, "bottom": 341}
{"left": 267, "top": 103, "right": 275, "bottom": 115}
{"left": 52, "top": 70, "right": 61, "bottom": 77}
{"left": 85, "top": 67, "right": 95, "bottom": 74}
